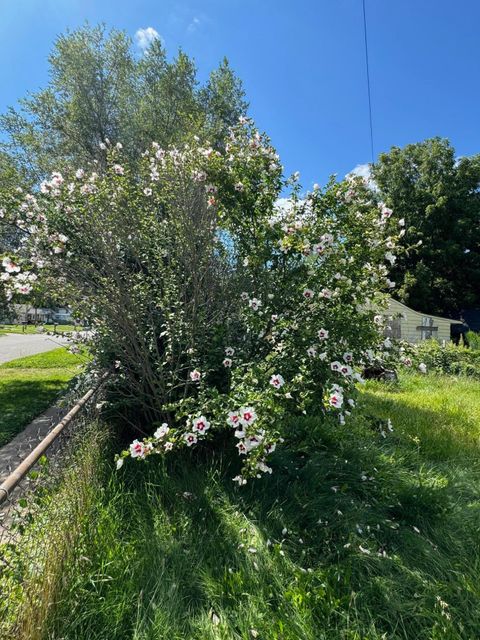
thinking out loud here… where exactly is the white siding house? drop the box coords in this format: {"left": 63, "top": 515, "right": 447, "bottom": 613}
{"left": 383, "top": 298, "right": 463, "bottom": 344}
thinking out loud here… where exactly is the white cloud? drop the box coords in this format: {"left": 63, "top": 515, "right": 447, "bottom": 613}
{"left": 135, "top": 27, "right": 161, "bottom": 51}
{"left": 347, "top": 163, "right": 377, "bottom": 190}
{"left": 187, "top": 17, "right": 201, "bottom": 33}
{"left": 348, "top": 163, "right": 371, "bottom": 180}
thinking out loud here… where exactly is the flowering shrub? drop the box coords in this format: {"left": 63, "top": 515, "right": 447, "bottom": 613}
{"left": 0, "top": 120, "right": 402, "bottom": 483}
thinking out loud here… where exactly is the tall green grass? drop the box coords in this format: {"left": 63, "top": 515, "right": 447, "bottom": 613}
{"left": 24, "top": 373, "right": 480, "bottom": 640}
{"left": 0, "top": 348, "right": 88, "bottom": 446}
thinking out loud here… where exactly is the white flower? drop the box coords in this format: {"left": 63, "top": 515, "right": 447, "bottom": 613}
{"left": 236, "top": 441, "right": 248, "bottom": 455}
{"left": 398, "top": 218, "right": 405, "bottom": 226}
{"left": 318, "top": 328, "right": 329, "bottom": 340}
{"left": 380, "top": 205, "right": 393, "bottom": 219}
{"left": 246, "top": 434, "right": 263, "bottom": 450}
{"left": 144, "top": 187, "right": 152, "bottom": 196}
{"left": 190, "top": 369, "right": 201, "bottom": 382}
{"left": 227, "top": 411, "right": 241, "bottom": 427}
{"left": 183, "top": 432, "right": 198, "bottom": 446}
{"left": 75, "top": 168, "right": 85, "bottom": 179}
{"left": 192, "top": 416, "right": 210, "bottom": 433}
{"left": 225, "top": 347, "right": 235, "bottom": 356}
{"left": 154, "top": 423, "right": 169, "bottom": 439}
{"left": 249, "top": 298, "right": 262, "bottom": 311}
{"left": 239, "top": 406, "right": 257, "bottom": 426}
{"left": 223, "top": 358, "right": 233, "bottom": 368}
{"left": 418, "top": 362, "right": 427, "bottom": 374}
{"left": 330, "top": 361, "right": 342, "bottom": 372}
{"left": 234, "top": 181, "right": 244, "bottom": 191}
{"left": 319, "top": 287, "right": 333, "bottom": 298}
{"left": 269, "top": 374, "right": 285, "bottom": 389}
{"left": 303, "top": 288, "right": 314, "bottom": 299}
{"left": 129, "top": 439, "right": 146, "bottom": 458}
{"left": 233, "top": 475, "right": 247, "bottom": 486}
{"left": 329, "top": 392, "right": 344, "bottom": 408}
{"left": 343, "top": 352, "right": 353, "bottom": 363}
{"left": 385, "top": 251, "right": 396, "bottom": 265}
{"left": 234, "top": 428, "right": 246, "bottom": 439}
{"left": 339, "top": 364, "right": 352, "bottom": 376}
{"left": 307, "top": 346, "right": 317, "bottom": 357}
{"left": 256, "top": 461, "right": 272, "bottom": 474}
{"left": 113, "top": 164, "right": 124, "bottom": 175}
{"left": 116, "top": 458, "right": 124, "bottom": 470}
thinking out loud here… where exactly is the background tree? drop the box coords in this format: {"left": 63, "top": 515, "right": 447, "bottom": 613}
{"left": 0, "top": 24, "right": 248, "bottom": 181}
{"left": 372, "top": 138, "right": 480, "bottom": 317}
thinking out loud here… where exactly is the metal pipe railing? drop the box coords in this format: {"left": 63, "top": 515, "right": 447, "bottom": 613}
{"left": 0, "top": 371, "right": 110, "bottom": 506}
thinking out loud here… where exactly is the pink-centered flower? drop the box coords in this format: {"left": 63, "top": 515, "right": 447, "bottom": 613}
{"left": 129, "top": 439, "right": 146, "bottom": 458}
{"left": 303, "top": 289, "right": 314, "bottom": 299}
{"left": 190, "top": 369, "right": 201, "bottom": 382}
{"left": 227, "top": 411, "right": 241, "bottom": 427}
{"left": 329, "top": 392, "right": 344, "bottom": 409}
{"left": 223, "top": 358, "right": 233, "bottom": 368}
{"left": 249, "top": 298, "right": 261, "bottom": 311}
{"left": 318, "top": 328, "right": 329, "bottom": 340}
{"left": 239, "top": 406, "right": 257, "bottom": 427}
{"left": 183, "top": 432, "right": 198, "bottom": 446}
{"left": 269, "top": 374, "right": 285, "bottom": 389}
{"left": 192, "top": 416, "right": 210, "bottom": 433}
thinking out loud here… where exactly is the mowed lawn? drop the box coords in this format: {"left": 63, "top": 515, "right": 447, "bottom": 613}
{"left": 0, "top": 324, "right": 80, "bottom": 336}
{"left": 0, "top": 348, "right": 87, "bottom": 446}
{"left": 42, "top": 372, "right": 480, "bottom": 640}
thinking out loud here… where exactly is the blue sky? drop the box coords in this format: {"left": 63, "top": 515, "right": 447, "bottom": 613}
{"left": 1, "top": 0, "right": 479, "bottom": 186}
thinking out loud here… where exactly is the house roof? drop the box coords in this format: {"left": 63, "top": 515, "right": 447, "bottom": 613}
{"left": 388, "top": 298, "right": 464, "bottom": 324}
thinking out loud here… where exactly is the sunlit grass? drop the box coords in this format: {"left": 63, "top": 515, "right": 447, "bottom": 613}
{"left": 0, "top": 324, "right": 80, "bottom": 336}
{"left": 0, "top": 348, "right": 88, "bottom": 446}
{"left": 31, "top": 372, "right": 480, "bottom": 640}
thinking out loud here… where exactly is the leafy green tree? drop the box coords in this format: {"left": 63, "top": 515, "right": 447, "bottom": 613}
{"left": 372, "top": 138, "right": 480, "bottom": 317}
{"left": 0, "top": 24, "right": 247, "bottom": 180}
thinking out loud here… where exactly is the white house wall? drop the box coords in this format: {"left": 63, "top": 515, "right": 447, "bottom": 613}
{"left": 384, "top": 299, "right": 459, "bottom": 344}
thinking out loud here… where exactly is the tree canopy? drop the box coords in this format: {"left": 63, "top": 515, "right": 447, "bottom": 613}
{"left": 372, "top": 138, "right": 480, "bottom": 318}
{"left": 0, "top": 24, "right": 248, "bottom": 181}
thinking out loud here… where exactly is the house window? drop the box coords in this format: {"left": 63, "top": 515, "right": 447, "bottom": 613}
{"left": 417, "top": 316, "right": 437, "bottom": 340}
{"left": 384, "top": 317, "right": 401, "bottom": 339}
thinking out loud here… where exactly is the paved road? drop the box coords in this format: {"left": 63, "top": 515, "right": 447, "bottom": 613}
{"left": 0, "top": 333, "right": 69, "bottom": 364}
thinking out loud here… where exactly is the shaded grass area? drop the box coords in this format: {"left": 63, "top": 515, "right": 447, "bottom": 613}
{"left": 0, "top": 348, "right": 87, "bottom": 446}
{"left": 40, "top": 373, "right": 480, "bottom": 639}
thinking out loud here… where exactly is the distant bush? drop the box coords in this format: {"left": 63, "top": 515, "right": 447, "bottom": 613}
{"left": 466, "top": 331, "right": 480, "bottom": 351}
{"left": 400, "top": 339, "right": 480, "bottom": 379}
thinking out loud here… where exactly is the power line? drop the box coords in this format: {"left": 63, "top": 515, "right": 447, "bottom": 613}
{"left": 362, "top": 0, "right": 375, "bottom": 163}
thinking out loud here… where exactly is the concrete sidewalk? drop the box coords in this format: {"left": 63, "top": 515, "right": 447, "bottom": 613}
{"left": 0, "top": 405, "right": 67, "bottom": 483}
